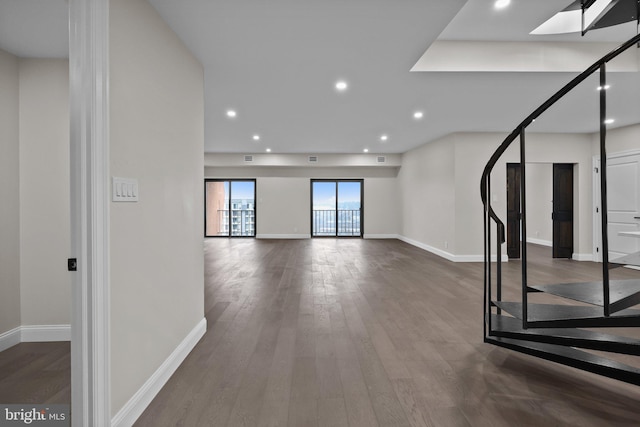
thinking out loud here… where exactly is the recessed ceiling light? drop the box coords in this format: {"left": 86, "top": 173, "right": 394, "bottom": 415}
{"left": 335, "top": 80, "right": 348, "bottom": 91}
{"left": 604, "top": 118, "right": 615, "bottom": 124}
{"left": 380, "top": 134, "right": 388, "bottom": 141}
{"left": 226, "top": 110, "right": 237, "bottom": 118}
{"left": 363, "top": 148, "right": 369, "bottom": 153}
{"left": 494, "top": 0, "right": 510, "bottom": 9}
{"left": 413, "top": 111, "right": 424, "bottom": 119}
{"left": 266, "top": 148, "right": 272, "bottom": 152}
{"left": 252, "top": 134, "right": 260, "bottom": 141}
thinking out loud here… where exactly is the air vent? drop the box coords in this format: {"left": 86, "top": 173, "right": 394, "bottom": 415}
{"left": 244, "top": 155, "right": 253, "bottom": 163}
{"left": 308, "top": 156, "right": 318, "bottom": 163}
{"left": 377, "top": 156, "right": 386, "bottom": 164}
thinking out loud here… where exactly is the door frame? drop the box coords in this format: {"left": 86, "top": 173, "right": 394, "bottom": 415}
{"left": 310, "top": 179, "right": 364, "bottom": 238}
{"left": 70, "top": 0, "right": 111, "bottom": 425}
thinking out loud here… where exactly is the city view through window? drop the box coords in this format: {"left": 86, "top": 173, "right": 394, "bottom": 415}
{"left": 205, "top": 180, "right": 255, "bottom": 237}
{"left": 205, "top": 179, "right": 362, "bottom": 237}
{"left": 312, "top": 180, "right": 362, "bottom": 237}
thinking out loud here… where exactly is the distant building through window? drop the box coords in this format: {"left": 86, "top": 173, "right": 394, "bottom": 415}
{"left": 205, "top": 179, "right": 256, "bottom": 237}
{"left": 311, "top": 179, "right": 363, "bottom": 237}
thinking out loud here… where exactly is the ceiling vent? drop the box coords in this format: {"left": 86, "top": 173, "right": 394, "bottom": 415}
{"left": 377, "top": 156, "right": 386, "bottom": 164}
{"left": 308, "top": 156, "right": 318, "bottom": 163}
{"left": 244, "top": 155, "right": 253, "bottom": 163}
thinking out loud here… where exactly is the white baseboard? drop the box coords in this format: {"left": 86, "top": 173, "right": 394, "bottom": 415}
{"left": 21, "top": 324, "right": 71, "bottom": 342}
{"left": 397, "top": 235, "right": 507, "bottom": 263}
{"left": 527, "top": 238, "right": 552, "bottom": 247}
{"left": 256, "top": 234, "right": 311, "bottom": 239}
{"left": 573, "top": 253, "right": 594, "bottom": 261}
{"left": 0, "top": 327, "right": 21, "bottom": 352}
{"left": 363, "top": 234, "right": 399, "bottom": 239}
{"left": 111, "top": 317, "right": 207, "bottom": 427}
{"left": 0, "top": 325, "right": 71, "bottom": 352}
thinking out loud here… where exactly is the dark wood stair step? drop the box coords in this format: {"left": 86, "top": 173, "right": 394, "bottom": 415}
{"left": 489, "top": 314, "right": 640, "bottom": 355}
{"left": 527, "top": 279, "right": 640, "bottom": 313}
{"left": 484, "top": 336, "right": 640, "bottom": 386}
{"left": 493, "top": 301, "right": 640, "bottom": 328}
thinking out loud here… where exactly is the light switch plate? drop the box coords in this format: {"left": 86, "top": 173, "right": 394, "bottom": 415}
{"left": 112, "top": 177, "right": 139, "bottom": 202}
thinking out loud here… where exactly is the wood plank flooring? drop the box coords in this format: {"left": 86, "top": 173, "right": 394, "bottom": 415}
{"left": 0, "top": 341, "right": 70, "bottom": 404}
{"left": 3, "top": 240, "right": 640, "bottom": 425}
{"left": 135, "top": 239, "right": 640, "bottom": 426}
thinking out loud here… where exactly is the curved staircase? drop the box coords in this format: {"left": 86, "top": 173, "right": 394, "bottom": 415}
{"left": 481, "top": 31, "right": 640, "bottom": 385}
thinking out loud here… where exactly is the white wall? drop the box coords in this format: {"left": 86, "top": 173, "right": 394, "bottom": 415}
{"left": 257, "top": 178, "right": 310, "bottom": 237}
{"left": 205, "top": 165, "right": 400, "bottom": 238}
{"left": 460, "top": 133, "right": 593, "bottom": 258}
{"left": 400, "top": 132, "right": 594, "bottom": 260}
{"left": 0, "top": 49, "right": 21, "bottom": 337}
{"left": 599, "top": 123, "right": 640, "bottom": 154}
{"left": 453, "top": 133, "right": 500, "bottom": 260}
{"left": 364, "top": 178, "right": 400, "bottom": 237}
{"left": 399, "top": 134, "right": 456, "bottom": 256}
{"left": 110, "top": 0, "right": 205, "bottom": 416}
{"left": 526, "top": 163, "right": 553, "bottom": 246}
{"left": 18, "top": 58, "right": 71, "bottom": 326}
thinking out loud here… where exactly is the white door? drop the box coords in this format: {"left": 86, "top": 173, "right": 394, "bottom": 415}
{"left": 606, "top": 153, "right": 640, "bottom": 262}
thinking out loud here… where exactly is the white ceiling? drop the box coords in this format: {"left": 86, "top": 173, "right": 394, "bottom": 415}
{"left": 0, "top": 0, "right": 68, "bottom": 58}
{"left": 1, "top": 0, "right": 639, "bottom": 154}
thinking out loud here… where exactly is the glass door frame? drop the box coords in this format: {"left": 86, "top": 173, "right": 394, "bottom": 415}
{"left": 310, "top": 179, "right": 364, "bottom": 238}
{"left": 204, "top": 179, "right": 257, "bottom": 238}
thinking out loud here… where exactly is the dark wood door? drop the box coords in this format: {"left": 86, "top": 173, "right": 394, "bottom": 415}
{"left": 506, "top": 163, "right": 521, "bottom": 259}
{"left": 553, "top": 163, "right": 574, "bottom": 258}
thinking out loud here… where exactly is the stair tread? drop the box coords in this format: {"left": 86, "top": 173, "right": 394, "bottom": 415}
{"left": 485, "top": 336, "right": 640, "bottom": 385}
{"left": 495, "top": 301, "right": 640, "bottom": 320}
{"left": 528, "top": 279, "right": 640, "bottom": 311}
{"left": 490, "top": 314, "right": 640, "bottom": 352}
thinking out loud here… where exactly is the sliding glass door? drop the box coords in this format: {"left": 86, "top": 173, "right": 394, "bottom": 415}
{"left": 205, "top": 179, "right": 256, "bottom": 237}
{"left": 311, "top": 180, "right": 363, "bottom": 237}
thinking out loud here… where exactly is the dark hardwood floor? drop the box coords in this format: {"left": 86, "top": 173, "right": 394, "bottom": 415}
{"left": 3, "top": 240, "right": 640, "bottom": 425}
{"left": 0, "top": 341, "right": 70, "bottom": 404}
{"left": 135, "top": 239, "right": 640, "bottom": 426}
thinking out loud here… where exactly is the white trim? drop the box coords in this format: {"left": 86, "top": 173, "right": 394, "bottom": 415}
{"left": 593, "top": 155, "right": 602, "bottom": 263}
{"left": 363, "top": 234, "right": 399, "bottom": 239}
{"left": 526, "top": 238, "right": 552, "bottom": 247}
{"left": 572, "top": 253, "right": 594, "bottom": 261}
{"left": 255, "top": 234, "right": 311, "bottom": 239}
{"left": 70, "top": 0, "right": 111, "bottom": 425}
{"left": 21, "top": 325, "right": 71, "bottom": 342}
{"left": 397, "top": 235, "right": 508, "bottom": 263}
{"left": 398, "top": 235, "right": 455, "bottom": 261}
{"left": 0, "top": 325, "right": 72, "bottom": 352}
{"left": 0, "top": 327, "right": 21, "bottom": 352}
{"left": 607, "top": 148, "right": 640, "bottom": 160}
{"left": 111, "top": 318, "right": 207, "bottom": 427}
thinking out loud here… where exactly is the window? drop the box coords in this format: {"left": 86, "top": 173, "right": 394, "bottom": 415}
{"left": 311, "top": 179, "right": 363, "bottom": 237}
{"left": 205, "top": 179, "right": 256, "bottom": 237}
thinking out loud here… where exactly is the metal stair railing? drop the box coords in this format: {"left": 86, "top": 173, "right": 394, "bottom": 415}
{"left": 481, "top": 33, "right": 640, "bottom": 333}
